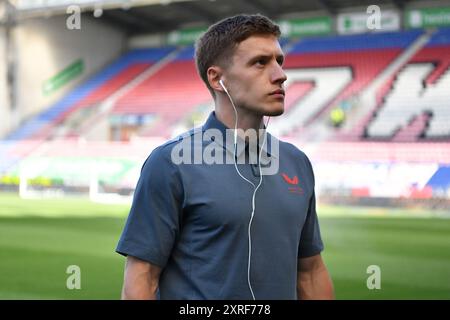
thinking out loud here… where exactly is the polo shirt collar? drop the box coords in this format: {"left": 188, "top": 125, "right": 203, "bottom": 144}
{"left": 202, "top": 112, "right": 277, "bottom": 159}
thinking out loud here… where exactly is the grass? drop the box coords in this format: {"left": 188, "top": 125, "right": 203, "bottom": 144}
{"left": 320, "top": 216, "right": 450, "bottom": 299}
{"left": 0, "top": 193, "right": 449, "bottom": 299}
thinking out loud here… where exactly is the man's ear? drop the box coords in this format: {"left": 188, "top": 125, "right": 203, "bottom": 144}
{"left": 207, "top": 66, "right": 225, "bottom": 93}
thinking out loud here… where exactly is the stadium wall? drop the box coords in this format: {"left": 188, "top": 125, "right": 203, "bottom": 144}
{"left": 11, "top": 14, "right": 126, "bottom": 132}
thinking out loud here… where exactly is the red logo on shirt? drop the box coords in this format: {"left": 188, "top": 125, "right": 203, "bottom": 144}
{"left": 282, "top": 173, "right": 298, "bottom": 185}
{"left": 281, "top": 173, "right": 304, "bottom": 195}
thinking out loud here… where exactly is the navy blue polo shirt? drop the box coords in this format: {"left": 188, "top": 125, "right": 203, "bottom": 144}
{"left": 116, "top": 112, "right": 324, "bottom": 300}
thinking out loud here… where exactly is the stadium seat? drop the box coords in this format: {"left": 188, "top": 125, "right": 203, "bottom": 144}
{"left": 271, "top": 30, "right": 423, "bottom": 136}
{"left": 112, "top": 46, "right": 212, "bottom": 137}
{"left": 366, "top": 28, "right": 450, "bottom": 140}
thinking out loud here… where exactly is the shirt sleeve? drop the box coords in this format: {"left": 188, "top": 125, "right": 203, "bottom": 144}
{"left": 115, "top": 144, "right": 184, "bottom": 268}
{"left": 298, "top": 154, "right": 324, "bottom": 258}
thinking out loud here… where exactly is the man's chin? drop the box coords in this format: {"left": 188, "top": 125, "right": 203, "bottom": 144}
{"left": 265, "top": 105, "right": 284, "bottom": 117}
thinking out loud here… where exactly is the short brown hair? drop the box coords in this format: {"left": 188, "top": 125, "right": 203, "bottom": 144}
{"left": 195, "top": 14, "right": 281, "bottom": 98}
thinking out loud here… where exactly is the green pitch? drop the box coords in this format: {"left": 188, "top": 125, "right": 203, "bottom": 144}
{"left": 0, "top": 193, "right": 449, "bottom": 299}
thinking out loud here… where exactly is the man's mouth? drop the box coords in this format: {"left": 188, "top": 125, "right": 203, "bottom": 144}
{"left": 269, "top": 89, "right": 285, "bottom": 98}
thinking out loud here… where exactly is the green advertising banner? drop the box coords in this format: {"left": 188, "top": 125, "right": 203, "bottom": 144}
{"left": 166, "top": 17, "right": 332, "bottom": 44}
{"left": 42, "top": 59, "right": 84, "bottom": 96}
{"left": 277, "top": 16, "right": 332, "bottom": 37}
{"left": 167, "top": 26, "right": 207, "bottom": 45}
{"left": 406, "top": 7, "right": 450, "bottom": 28}
{"left": 337, "top": 10, "right": 400, "bottom": 34}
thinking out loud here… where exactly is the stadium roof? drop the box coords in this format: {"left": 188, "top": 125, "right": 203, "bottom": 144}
{"left": 100, "top": 0, "right": 417, "bottom": 34}
{"left": 6, "top": 0, "right": 446, "bottom": 34}
{"left": 104, "top": 0, "right": 418, "bottom": 34}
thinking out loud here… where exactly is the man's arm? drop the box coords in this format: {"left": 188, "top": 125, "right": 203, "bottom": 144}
{"left": 297, "top": 254, "right": 334, "bottom": 300}
{"left": 121, "top": 256, "right": 162, "bottom": 300}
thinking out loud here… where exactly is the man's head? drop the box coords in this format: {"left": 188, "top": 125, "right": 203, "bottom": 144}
{"left": 195, "top": 14, "right": 287, "bottom": 117}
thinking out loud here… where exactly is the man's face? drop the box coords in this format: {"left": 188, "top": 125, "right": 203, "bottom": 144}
{"left": 223, "top": 34, "right": 287, "bottom": 117}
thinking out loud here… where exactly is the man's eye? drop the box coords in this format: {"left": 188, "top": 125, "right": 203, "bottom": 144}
{"left": 256, "top": 59, "right": 267, "bottom": 66}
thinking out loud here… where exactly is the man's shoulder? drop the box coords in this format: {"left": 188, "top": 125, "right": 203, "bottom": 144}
{"left": 277, "top": 137, "right": 310, "bottom": 162}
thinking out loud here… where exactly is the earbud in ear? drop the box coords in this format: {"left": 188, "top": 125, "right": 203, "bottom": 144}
{"left": 219, "top": 79, "right": 228, "bottom": 93}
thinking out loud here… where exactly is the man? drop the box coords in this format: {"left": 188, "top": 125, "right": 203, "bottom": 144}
{"left": 116, "top": 14, "right": 334, "bottom": 300}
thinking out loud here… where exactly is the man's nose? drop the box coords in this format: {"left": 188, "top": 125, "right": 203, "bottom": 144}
{"left": 271, "top": 63, "right": 287, "bottom": 84}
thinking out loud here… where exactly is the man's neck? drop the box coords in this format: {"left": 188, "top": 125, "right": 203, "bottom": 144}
{"left": 215, "top": 106, "right": 263, "bottom": 133}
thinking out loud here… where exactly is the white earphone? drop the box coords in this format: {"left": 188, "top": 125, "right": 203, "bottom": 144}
{"left": 219, "top": 79, "right": 228, "bottom": 93}
{"left": 219, "top": 79, "right": 268, "bottom": 300}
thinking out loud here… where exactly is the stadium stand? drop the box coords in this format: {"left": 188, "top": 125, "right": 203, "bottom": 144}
{"left": 112, "top": 46, "right": 212, "bottom": 137}
{"left": 8, "top": 29, "right": 445, "bottom": 144}
{"left": 6, "top": 47, "right": 174, "bottom": 141}
{"left": 269, "top": 30, "right": 423, "bottom": 136}
{"left": 366, "top": 27, "right": 450, "bottom": 140}
{"left": 0, "top": 47, "right": 174, "bottom": 172}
